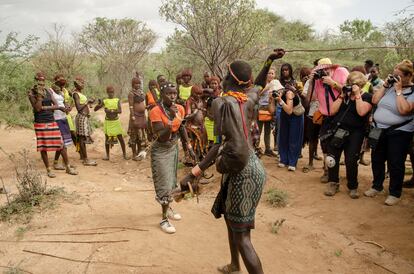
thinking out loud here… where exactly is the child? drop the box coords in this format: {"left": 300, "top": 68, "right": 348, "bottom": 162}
{"left": 95, "top": 86, "right": 128, "bottom": 160}
{"left": 72, "top": 76, "right": 97, "bottom": 166}
{"left": 128, "top": 77, "right": 148, "bottom": 160}
{"left": 185, "top": 85, "right": 207, "bottom": 162}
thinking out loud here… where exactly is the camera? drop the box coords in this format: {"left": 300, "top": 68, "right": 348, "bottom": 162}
{"left": 386, "top": 74, "right": 400, "bottom": 86}
{"left": 342, "top": 85, "right": 352, "bottom": 94}
{"left": 314, "top": 69, "right": 327, "bottom": 80}
{"left": 271, "top": 89, "right": 281, "bottom": 98}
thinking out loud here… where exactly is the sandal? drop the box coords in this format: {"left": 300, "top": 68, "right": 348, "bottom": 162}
{"left": 217, "top": 264, "right": 241, "bottom": 274}
{"left": 47, "top": 169, "right": 56, "bottom": 178}
{"left": 313, "top": 155, "right": 322, "bottom": 161}
{"left": 302, "top": 165, "right": 314, "bottom": 173}
{"left": 83, "top": 159, "right": 97, "bottom": 166}
{"left": 66, "top": 166, "right": 79, "bottom": 175}
{"left": 53, "top": 162, "right": 66, "bottom": 170}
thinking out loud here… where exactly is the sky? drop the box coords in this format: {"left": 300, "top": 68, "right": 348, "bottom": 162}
{"left": 0, "top": 0, "right": 412, "bottom": 52}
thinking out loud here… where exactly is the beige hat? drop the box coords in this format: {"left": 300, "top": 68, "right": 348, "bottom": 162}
{"left": 313, "top": 58, "right": 338, "bottom": 72}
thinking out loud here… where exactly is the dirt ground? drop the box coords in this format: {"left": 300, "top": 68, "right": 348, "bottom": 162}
{"left": 0, "top": 104, "right": 413, "bottom": 274}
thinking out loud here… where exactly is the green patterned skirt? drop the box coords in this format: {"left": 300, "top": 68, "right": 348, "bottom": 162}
{"left": 212, "top": 152, "right": 266, "bottom": 232}
{"left": 151, "top": 140, "right": 179, "bottom": 205}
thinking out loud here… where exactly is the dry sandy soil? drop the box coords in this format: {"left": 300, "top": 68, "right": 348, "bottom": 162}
{"left": 0, "top": 104, "right": 413, "bottom": 274}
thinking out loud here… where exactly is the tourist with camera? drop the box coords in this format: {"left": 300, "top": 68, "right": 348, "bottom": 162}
{"left": 256, "top": 67, "right": 283, "bottom": 157}
{"left": 275, "top": 63, "right": 305, "bottom": 171}
{"left": 306, "top": 58, "right": 349, "bottom": 182}
{"left": 364, "top": 60, "right": 414, "bottom": 206}
{"left": 323, "top": 72, "right": 373, "bottom": 198}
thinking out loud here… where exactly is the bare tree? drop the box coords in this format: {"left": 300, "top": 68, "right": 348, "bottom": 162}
{"left": 78, "top": 17, "right": 157, "bottom": 96}
{"left": 160, "top": 0, "right": 268, "bottom": 78}
{"left": 32, "top": 24, "right": 83, "bottom": 80}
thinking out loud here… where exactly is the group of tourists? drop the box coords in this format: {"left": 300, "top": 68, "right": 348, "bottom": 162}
{"left": 28, "top": 48, "right": 414, "bottom": 274}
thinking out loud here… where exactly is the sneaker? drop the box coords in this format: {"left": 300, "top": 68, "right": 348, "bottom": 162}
{"left": 278, "top": 163, "right": 286, "bottom": 168}
{"left": 167, "top": 207, "right": 182, "bottom": 220}
{"left": 384, "top": 195, "right": 400, "bottom": 206}
{"left": 320, "top": 174, "right": 328, "bottom": 184}
{"left": 160, "top": 219, "right": 176, "bottom": 234}
{"left": 349, "top": 189, "right": 360, "bottom": 199}
{"left": 364, "top": 188, "right": 381, "bottom": 197}
{"left": 287, "top": 166, "right": 296, "bottom": 171}
{"left": 324, "top": 182, "right": 339, "bottom": 196}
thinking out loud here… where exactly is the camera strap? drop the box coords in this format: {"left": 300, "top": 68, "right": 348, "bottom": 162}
{"left": 324, "top": 84, "right": 336, "bottom": 115}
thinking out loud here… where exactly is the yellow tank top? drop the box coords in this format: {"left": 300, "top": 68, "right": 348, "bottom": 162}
{"left": 103, "top": 98, "right": 119, "bottom": 110}
{"left": 63, "top": 88, "right": 73, "bottom": 105}
{"left": 74, "top": 91, "right": 87, "bottom": 104}
{"left": 179, "top": 85, "right": 192, "bottom": 100}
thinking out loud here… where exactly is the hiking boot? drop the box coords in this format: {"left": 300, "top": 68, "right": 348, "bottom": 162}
{"left": 324, "top": 182, "right": 339, "bottom": 196}
{"left": 384, "top": 195, "right": 400, "bottom": 206}
{"left": 364, "top": 188, "right": 382, "bottom": 197}
{"left": 160, "top": 219, "right": 176, "bottom": 234}
{"left": 167, "top": 207, "right": 182, "bottom": 220}
{"left": 348, "top": 189, "right": 360, "bottom": 199}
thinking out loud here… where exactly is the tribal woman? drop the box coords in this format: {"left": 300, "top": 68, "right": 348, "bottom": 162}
{"left": 95, "top": 86, "right": 128, "bottom": 160}
{"left": 178, "top": 68, "right": 193, "bottom": 102}
{"left": 28, "top": 72, "right": 70, "bottom": 178}
{"left": 185, "top": 85, "right": 208, "bottom": 162}
{"left": 128, "top": 77, "right": 148, "bottom": 160}
{"left": 149, "top": 82, "right": 194, "bottom": 234}
{"left": 49, "top": 74, "right": 78, "bottom": 175}
{"left": 180, "top": 49, "right": 285, "bottom": 274}
{"left": 72, "top": 76, "right": 97, "bottom": 166}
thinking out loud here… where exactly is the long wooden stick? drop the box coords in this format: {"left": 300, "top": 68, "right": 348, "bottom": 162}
{"left": 284, "top": 45, "right": 414, "bottom": 53}
{"left": 35, "top": 230, "right": 126, "bottom": 236}
{"left": 1, "top": 240, "right": 129, "bottom": 244}
{"left": 63, "top": 226, "right": 148, "bottom": 233}
{"left": 22, "top": 249, "right": 158, "bottom": 268}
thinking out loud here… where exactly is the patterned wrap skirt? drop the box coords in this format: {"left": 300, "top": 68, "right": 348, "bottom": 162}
{"left": 75, "top": 113, "right": 93, "bottom": 144}
{"left": 151, "top": 140, "right": 179, "bottom": 205}
{"left": 212, "top": 151, "right": 266, "bottom": 232}
{"left": 56, "top": 119, "right": 73, "bottom": 147}
{"left": 34, "top": 122, "right": 63, "bottom": 152}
